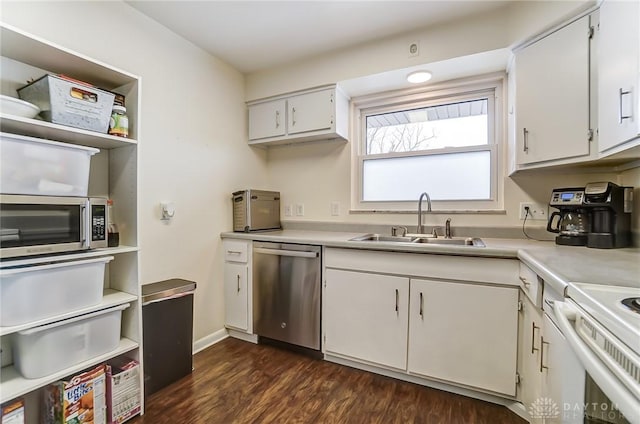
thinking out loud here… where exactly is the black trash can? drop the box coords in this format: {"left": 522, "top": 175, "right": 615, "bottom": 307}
{"left": 142, "top": 278, "right": 196, "bottom": 398}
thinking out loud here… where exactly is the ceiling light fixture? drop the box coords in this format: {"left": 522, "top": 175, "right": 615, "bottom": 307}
{"left": 407, "top": 70, "right": 432, "bottom": 84}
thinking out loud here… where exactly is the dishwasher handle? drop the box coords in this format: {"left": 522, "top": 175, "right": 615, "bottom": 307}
{"left": 254, "top": 247, "right": 319, "bottom": 258}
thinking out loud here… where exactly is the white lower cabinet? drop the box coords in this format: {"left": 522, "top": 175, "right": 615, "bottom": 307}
{"left": 407, "top": 278, "right": 519, "bottom": 396}
{"left": 519, "top": 294, "right": 544, "bottom": 413}
{"left": 324, "top": 269, "right": 409, "bottom": 370}
{"left": 222, "top": 239, "right": 252, "bottom": 333}
{"left": 519, "top": 275, "right": 585, "bottom": 423}
{"left": 323, "top": 248, "right": 520, "bottom": 397}
{"left": 224, "top": 262, "right": 249, "bottom": 331}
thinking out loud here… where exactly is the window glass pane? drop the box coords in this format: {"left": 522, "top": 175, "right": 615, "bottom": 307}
{"left": 362, "top": 151, "right": 491, "bottom": 201}
{"left": 366, "top": 99, "right": 488, "bottom": 154}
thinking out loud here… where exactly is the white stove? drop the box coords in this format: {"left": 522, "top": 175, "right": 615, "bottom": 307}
{"left": 568, "top": 283, "right": 640, "bottom": 357}
{"left": 556, "top": 283, "right": 640, "bottom": 424}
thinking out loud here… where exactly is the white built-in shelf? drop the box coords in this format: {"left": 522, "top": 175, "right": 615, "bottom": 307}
{"left": 0, "top": 290, "right": 138, "bottom": 336}
{"left": 0, "top": 337, "right": 138, "bottom": 403}
{"left": 0, "top": 245, "right": 138, "bottom": 269}
{"left": 0, "top": 24, "right": 137, "bottom": 90}
{"left": 0, "top": 113, "right": 138, "bottom": 149}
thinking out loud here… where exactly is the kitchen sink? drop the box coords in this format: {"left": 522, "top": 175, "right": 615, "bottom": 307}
{"left": 411, "top": 237, "right": 485, "bottom": 247}
{"left": 349, "top": 234, "right": 485, "bottom": 247}
{"left": 349, "top": 234, "right": 416, "bottom": 243}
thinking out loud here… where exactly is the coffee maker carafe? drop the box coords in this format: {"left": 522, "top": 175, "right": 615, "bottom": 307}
{"left": 582, "top": 182, "right": 633, "bottom": 249}
{"left": 548, "top": 188, "right": 589, "bottom": 246}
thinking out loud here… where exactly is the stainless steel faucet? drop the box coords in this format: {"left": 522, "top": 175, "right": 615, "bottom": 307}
{"left": 417, "top": 192, "right": 432, "bottom": 234}
{"left": 445, "top": 218, "right": 452, "bottom": 239}
{"left": 391, "top": 226, "right": 408, "bottom": 237}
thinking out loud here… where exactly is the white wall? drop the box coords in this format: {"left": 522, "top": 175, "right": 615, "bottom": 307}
{"left": 248, "top": 0, "right": 635, "bottom": 232}
{"left": 0, "top": 1, "right": 269, "bottom": 344}
{"left": 245, "top": 1, "right": 592, "bottom": 101}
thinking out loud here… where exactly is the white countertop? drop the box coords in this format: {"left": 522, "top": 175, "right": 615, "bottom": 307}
{"left": 221, "top": 230, "right": 640, "bottom": 295}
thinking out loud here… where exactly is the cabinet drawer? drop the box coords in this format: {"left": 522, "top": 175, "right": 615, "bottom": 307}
{"left": 325, "top": 248, "right": 519, "bottom": 286}
{"left": 223, "top": 240, "right": 250, "bottom": 263}
{"left": 519, "top": 262, "right": 543, "bottom": 307}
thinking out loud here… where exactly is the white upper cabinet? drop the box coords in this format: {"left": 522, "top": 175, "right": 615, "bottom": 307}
{"left": 515, "top": 14, "right": 593, "bottom": 166}
{"left": 287, "top": 89, "right": 334, "bottom": 135}
{"left": 247, "top": 85, "right": 349, "bottom": 146}
{"left": 247, "top": 99, "right": 286, "bottom": 140}
{"left": 597, "top": 0, "right": 640, "bottom": 155}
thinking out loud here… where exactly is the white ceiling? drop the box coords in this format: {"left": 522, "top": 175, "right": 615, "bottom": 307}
{"left": 127, "top": 1, "right": 510, "bottom": 74}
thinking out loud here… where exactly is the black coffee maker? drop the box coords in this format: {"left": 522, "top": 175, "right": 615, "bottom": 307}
{"left": 548, "top": 187, "right": 590, "bottom": 246}
{"left": 582, "top": 182, "right": 634, "bottom": 249}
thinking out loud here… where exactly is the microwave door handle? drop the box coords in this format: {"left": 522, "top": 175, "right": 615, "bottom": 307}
{"left": 554, "top": 302, "right": 640, "bottom": 420}
{"left": 81, "top": 202, "right": 88, "bottom": 248}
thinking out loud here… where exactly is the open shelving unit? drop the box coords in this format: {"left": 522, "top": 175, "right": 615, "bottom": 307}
{"left": 0, "top": 22, "right": 143, "bottom": 419}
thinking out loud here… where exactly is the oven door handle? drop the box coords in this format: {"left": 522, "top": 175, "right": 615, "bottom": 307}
{"left": 554, "top": 301, "right": 640, "bottom": 424}
{"left": 254, "top": 247, "right": 318, "bottom": 258}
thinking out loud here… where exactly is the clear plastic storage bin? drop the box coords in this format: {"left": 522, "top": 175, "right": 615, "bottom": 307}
{"left": 13, "top": 303, "right": 129, "bottom": 379}
{"left": 0, "top": 132, "right": 99, "bottom": 196}
{"left": 0, "top": 256, "right": 113, "bottom": 327}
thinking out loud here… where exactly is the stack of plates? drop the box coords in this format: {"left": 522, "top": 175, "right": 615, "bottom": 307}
{"left": 0, "top": 94, "right": 40, "bottom": 119}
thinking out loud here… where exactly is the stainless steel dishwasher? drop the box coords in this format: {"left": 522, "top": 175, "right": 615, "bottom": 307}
{"left": 253, "top": 241, "right": 321, "bottom": 351}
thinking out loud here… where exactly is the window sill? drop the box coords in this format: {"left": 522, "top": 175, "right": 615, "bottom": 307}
{"left": 349, "top": 209, "right": 507, "bottom": 215}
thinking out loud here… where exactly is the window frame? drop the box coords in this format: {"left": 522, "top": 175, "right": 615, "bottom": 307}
{"left": 350, "top": 74, "right": 505, "bottom": 213}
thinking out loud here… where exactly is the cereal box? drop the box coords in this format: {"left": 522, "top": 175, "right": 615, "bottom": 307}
{"left": 1, "top": 398, "right": 25, "bottom": 424}
{"left": 43, "top": 365, "right": 107, "bottom": 424}
{"left": 106, "top": 359, "right": 140, "bottom": 424}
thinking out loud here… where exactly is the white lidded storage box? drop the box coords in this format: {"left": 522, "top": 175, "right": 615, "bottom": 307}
{"left": 0, "top": 256, "right": 113, "bottom": 327}
{"left": 0, "top": 132, "right": 99, "bottom": 196}
{"left": 17, "top": 74, "right": 116, "bottom": 133}
{"left": 13, "top": 303, "right": 129, "bottom": 379}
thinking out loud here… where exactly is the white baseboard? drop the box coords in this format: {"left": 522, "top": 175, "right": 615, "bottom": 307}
{"left": 325, "top": 354, "right": 523, "bottom": 412}
{"left": 227, "top": 329, "right": 258, "bottom": 344}
{"left": 193, "top": 328, "right": 228, "bottom": 354}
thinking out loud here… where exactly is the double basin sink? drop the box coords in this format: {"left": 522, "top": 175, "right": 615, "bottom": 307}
{"left": 349, "top": 233, "right": 485, "bottom": 247}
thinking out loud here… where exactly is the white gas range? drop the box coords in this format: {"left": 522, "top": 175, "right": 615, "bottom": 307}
{"left": 554, "top": 282, "right": 640, "bottom": 424}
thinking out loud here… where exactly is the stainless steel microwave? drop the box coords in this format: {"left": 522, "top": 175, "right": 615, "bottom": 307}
{"left": 0, "top": 195, "right": 108, "bottom": 259}
{"left": 232, "top": 190, "right": 281, "bottom": 232}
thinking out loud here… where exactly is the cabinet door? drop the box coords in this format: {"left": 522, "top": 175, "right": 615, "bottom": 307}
{"left": 224, "top": 262, "right": 248, "bottom": 331}
{"left": 324, "top": 269, "right": 409, "bottom": 370}
{"left": 248, "top": 99, "right": 286, "bottom": 140}
{"left": 408, "top": 279, "right": 519, "bottom": 395}
{"left": 540, "top": 314, "right": 585, "bottom": 424}
{"left": 287, "top": 89, "right": 334, "bottom": 135}
{"left": 520, "top": 297, "right": 544, "bottom": 413}
{"left": 598, "top": 0, "right": 640, "bottom": 153}
{"left": 515, "top": 15, "right": 591, "bottom": 165}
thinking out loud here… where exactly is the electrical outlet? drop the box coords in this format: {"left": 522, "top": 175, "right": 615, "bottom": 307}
{"left": 520, "top": 202, "right": 547, "bottom": 220}
{"left": 330, "top": 201, "right": 340, "bottom": 216}
{"left": 295, "top": 203, "right": 305, "bottom": 216}
{"left": 284, "top": 204, "right": 293, "bottom": 217}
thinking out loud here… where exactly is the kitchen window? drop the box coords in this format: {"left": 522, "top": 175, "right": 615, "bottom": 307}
{"left": 352, "top": 76, "right": 504, "bottom": 212}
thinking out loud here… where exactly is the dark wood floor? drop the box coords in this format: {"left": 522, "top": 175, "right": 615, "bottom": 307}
{"left": 130, "top": 337, "right": 526, "bottom": 424}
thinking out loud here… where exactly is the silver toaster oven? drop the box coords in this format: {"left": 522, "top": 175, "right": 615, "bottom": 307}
{"left": 232, "top": 190, "right": 281, "bottom": 232}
